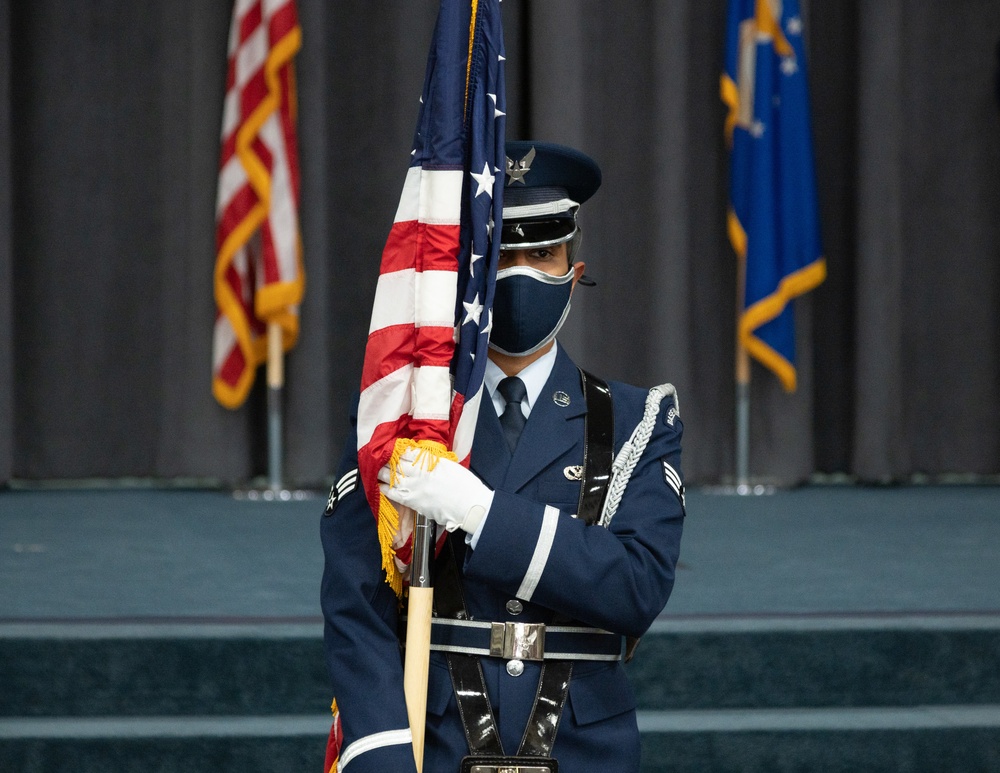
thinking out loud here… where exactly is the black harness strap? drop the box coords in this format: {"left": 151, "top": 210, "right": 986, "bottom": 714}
{"left": 515, "top": 370, "right": 615, "bottom": 757}
{"left": 432, "top": 369, "right": 617, "bottom": 762}
{"left": 448, "top": 654, "right": 506, "bottom": 755}
{"left": 516, "top": 660, "right": 573, "bottom": 757}
{"left": 577, "top": 370, "right": 640, "bottom": 661}
{"left": 435, "top": 539, "right": 505, "bottom": 756}
{"left": 577, "top": 370, "right": 614, "bottom": 525}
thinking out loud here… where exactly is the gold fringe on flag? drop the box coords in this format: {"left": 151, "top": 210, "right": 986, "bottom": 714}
{"left": 378, "top": 438, "right": 457, "bottom": 597}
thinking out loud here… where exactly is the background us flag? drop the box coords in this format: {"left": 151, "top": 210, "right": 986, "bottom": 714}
{"left": 213, "top": 0, "right": 303, "bottom": 409}
{"left": 721, "top": 0, "right": 826, "bottom": 392}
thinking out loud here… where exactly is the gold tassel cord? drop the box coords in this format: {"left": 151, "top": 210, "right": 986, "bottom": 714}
{"left": 378, "top": 438, "right": 458, "bottom": 596}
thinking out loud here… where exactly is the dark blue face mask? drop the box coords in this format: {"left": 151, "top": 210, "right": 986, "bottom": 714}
{"left": 488, "top": 266, "right": 574, "bottom": 357}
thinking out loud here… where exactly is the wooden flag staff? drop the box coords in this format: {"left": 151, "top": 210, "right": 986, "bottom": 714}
{"left": 404, "top": 512, "right": 435, "bottom": 772}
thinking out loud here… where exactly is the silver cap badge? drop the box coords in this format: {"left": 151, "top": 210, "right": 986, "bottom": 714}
{"left": 505, "top": 146, "right": 535, "bottom": 185}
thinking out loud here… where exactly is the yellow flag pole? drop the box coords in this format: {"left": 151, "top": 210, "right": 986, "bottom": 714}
{"left": 403, "top": 512, "right": 434, "bottom": 772}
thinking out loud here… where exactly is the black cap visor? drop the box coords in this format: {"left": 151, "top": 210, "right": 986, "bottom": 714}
{"left": 499, "top": 215, "right": 577, "bottom": 250}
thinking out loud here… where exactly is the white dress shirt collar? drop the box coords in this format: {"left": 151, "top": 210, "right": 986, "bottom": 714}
{"left": 484, "top": 343, "right": 558, "bottom": 419}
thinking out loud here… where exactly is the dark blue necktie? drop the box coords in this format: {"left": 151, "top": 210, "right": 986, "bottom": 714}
{"left": 497, "top": 376, "right": 527, "bottom": 452}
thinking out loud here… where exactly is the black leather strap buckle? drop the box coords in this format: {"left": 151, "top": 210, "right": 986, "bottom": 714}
{"left": 460, "top": 755, "right": 558, "bottom": 773}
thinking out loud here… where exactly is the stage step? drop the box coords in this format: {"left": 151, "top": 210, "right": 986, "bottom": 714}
{"left": 631, "top": 615, "right": 1000, "bottom": 771}
{"left": 638, "top": 715, "right": 1000, "bottom": 772}
{"left": 1, "top": 616, "right": 999, "bottom": 772}
{"left": 0, "top": 623, "right": 330, "bottom": 717}
{"left": 628, "top": 615, "right": 1000, "bottom": 710}
{"left": 0, "top": 716, "right": 330, "bottom": 773}
{"left": 0, "top": 623, "right": 332, "bottom": 772}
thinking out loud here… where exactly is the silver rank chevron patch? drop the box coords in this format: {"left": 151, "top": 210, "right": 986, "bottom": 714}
{"left": 324, "top": 468, "right": 358, "bottom": 515}
{"left": 662, "top": 461, "right": 685, "bottom": 506}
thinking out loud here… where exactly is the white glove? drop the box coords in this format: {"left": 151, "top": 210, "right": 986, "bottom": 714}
{"left": 378, "top": 450, "right": 494, "bottom": 535}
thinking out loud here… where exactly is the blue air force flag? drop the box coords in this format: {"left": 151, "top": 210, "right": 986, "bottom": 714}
{"left": 722, "top": 0, "right": 826, "bottom": 391}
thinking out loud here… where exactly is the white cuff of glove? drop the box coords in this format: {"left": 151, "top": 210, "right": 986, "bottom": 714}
{"left": 466, "top": 508, "right": 489, "bottom": 549}
{"left": 460, "top": 499, "right": 490, "bottom": 537}
{"left": 378, "top": 451, "right": 494, "bottom": 536}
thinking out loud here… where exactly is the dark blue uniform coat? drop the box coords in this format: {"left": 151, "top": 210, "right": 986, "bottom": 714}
{"left": 321, "top": 346, "right": 685, "bottom": 772}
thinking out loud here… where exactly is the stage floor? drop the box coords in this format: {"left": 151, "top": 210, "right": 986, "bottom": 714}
{"left": 1, "top": 485, "right": 999, "bottom": 622}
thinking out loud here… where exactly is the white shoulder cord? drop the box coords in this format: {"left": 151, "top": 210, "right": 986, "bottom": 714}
{"left": 598, "top": 384, "right": 678, "bottom": 529}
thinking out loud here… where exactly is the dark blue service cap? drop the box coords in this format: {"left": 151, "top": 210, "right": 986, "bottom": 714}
{"left": 501, "top": 141, "right": 601, "bottom": 249}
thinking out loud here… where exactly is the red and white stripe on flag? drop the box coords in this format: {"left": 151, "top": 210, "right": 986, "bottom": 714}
{"left": 213, "top": 0, "right": 303, "bottom": 409}
{"left": 356, "top": 168, "right": 464, "bottom": 590}
{"left": 358, "top": 166, "right": 464, "bottom": 463}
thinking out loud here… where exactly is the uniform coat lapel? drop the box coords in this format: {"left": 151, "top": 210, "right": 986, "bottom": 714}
{"left": 470, "top": 390, "right": 509, "bottom": 490}
{"left": 503, "top": 346, "right": 586, "bottom": 494}
{"left": 470, "top": 346, "right": 587, "bottom": 494}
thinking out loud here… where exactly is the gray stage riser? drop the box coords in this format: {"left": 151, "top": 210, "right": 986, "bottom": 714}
{"left": 0, "top": 736, "right": 327, "bottom": 773}
{"left": 639, "top": 728, "right": 1000, "bottom": 773}
{"left": 3, "top": 629, "right": 1000, "bottom": 717}
{"left": 3, "top": 729, "right": 1000, "bottom": 773}
{"left": 627, "top": 629, "right": 1000, "bottom": 710}
{"left": 0, "top": 637, "right": 330, "bottom": 718}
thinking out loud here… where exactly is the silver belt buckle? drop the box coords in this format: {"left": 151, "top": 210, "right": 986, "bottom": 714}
{"left": 489, "top": 622, "right": 545, "bottom": 661}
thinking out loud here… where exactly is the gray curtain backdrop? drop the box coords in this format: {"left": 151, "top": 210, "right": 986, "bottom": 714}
{"left": 2, "top": 0, "right": 999, "bottom": 488}
{"left": 1, "top": 0, "right": 12, "bottom": 484}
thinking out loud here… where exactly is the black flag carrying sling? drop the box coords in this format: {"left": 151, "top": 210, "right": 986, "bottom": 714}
{"left": 576, "top": 370, "right": 614, "bottom": 523}
{"left": 428, "top": 369, "right": 615, "bottom": 772}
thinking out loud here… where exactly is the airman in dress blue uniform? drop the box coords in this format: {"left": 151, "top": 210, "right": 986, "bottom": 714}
{"left": 321, "top": 141, "right": 686, "bottom": 772}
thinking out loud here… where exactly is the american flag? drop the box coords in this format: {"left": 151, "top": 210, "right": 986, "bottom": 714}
{"left": 356, "top": 0, "right": 507, "bottom": 596}
{"left": 213, "top": 0, "right": 303, "bottom": 409}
